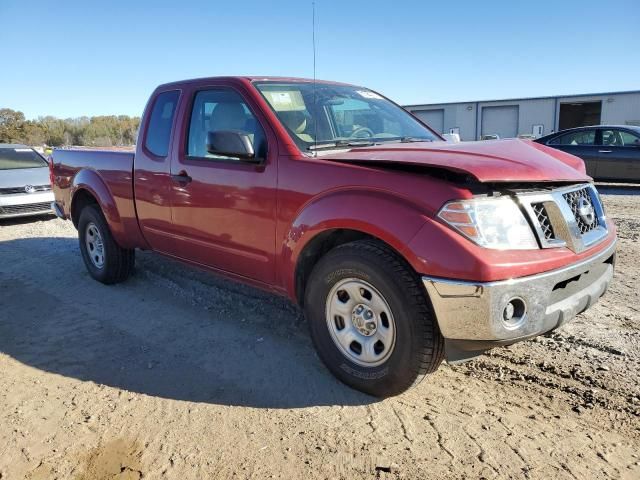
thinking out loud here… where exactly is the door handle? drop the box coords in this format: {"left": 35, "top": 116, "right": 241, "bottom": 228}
{"left": 598, "top": 150, "right": 612, "bottom": 153}
{"left": 170, "top": 171, "right": 192, "bottom": 184}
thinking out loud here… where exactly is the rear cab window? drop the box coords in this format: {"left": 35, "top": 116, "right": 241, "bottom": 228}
{"left": 145, "top": 90, "right": 180, "bottom": 157}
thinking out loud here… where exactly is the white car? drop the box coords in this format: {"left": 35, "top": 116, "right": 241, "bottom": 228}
{"left": 0, "top": 144, "right": 54, "bottom": 219}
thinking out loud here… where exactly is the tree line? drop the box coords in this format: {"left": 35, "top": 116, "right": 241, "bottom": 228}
{"left": 0, "top": 108, "right": 140, "bottom": 147}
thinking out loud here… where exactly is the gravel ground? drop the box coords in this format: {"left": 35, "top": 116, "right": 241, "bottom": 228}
{"left": 0, "top": 186, "right": 638, "bottom": 479}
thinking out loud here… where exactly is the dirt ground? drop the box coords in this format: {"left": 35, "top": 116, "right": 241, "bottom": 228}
{"left": 1, "top": 186, "right": 638, "bottom": 480}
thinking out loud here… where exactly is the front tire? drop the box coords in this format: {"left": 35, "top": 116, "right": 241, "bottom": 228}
{"left": 78, "top": 205, "right": 135, "bottom": 284}
{"left": 304, "top": 240, "right": 444, "bottom": 397}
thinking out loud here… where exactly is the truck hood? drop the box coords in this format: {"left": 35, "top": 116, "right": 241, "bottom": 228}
{"left": 322, "top": 139, "right": 589, "bottom": 183}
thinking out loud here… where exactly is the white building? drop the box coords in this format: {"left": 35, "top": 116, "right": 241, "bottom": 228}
{"left": 404, "top": 90, "right": 640, "bottom": 141}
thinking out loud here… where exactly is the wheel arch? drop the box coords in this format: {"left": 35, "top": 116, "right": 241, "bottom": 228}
{"left": 294, "top": 229, "right": 374, "bottom": 305}
{"left": 70, "top": 188, "right": 99, "bottom": 228}
{"left": 70, "top": 169, "right": 128, "bottom": 247}
{"left": 286, "top": 190, "right": 429, "bottom": 306}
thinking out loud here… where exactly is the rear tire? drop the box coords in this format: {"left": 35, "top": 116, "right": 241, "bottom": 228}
{"left": 304, "top": 240, "right": 444, "bottom": 397}
{"left": 78, "top": 205, "right": 135, "bottom": 284}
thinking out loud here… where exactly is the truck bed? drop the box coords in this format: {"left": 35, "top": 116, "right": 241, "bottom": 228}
{"left": 51, "top": 148, "right": 143, "bottom": 248}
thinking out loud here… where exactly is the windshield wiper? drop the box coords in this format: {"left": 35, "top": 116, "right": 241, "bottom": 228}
{"left": 369, "top": 136, "right": 434, "bottom": 145}
{"left": 307, "top": 136, "right": 432, "bottom": 151}
{"left": 400, "top": 136, "right": 433, "bottom": 143}
{"left": 307, "top": 139, "right": 375, "bottom": 151}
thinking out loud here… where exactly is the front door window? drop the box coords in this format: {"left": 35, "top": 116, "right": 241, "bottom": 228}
{"left": 187, "top": 89, "right": 266, "bottom": 160}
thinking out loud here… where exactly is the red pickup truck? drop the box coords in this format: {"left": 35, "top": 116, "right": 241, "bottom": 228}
{"left": 51, "top": 76, "right": 616, "bottom": 396}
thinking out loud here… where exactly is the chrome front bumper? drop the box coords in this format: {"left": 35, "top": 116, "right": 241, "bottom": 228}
{"left": 423, "top": 239, "right": 616, "bottom": 362}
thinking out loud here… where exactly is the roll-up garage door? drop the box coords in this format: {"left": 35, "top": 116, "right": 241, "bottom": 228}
{"left": 481, "top": 105, "right": 519, "bottom": 139}
{"left": 413, "top": 109, "right": 444, "bottom": 134}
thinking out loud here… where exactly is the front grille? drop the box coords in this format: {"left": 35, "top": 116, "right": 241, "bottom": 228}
{"left": 532, "top": 203, "right": 555, "bottom": 240}
{"left": 518, "top": 183, "right": 607, "bottom": 253}
{"left": 563, "top": 188, "right": 600, "bottom": 234}
{"left": 0, "top": 202, "right": 52, "bottom": 216}
{"left": 0, "top": 184, "right": 51, "bottom": 195}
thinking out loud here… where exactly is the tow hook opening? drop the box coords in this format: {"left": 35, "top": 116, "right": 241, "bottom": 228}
{"left": 502, "top": 297, "right": 527, "bottom": 329}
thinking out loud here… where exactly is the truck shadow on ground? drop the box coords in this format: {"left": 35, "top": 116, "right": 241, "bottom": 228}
{"left": 0, "top": 213, "right": 57, "bottom": 226}
{"left": 0, "top": 237, "right": 375, "bottom": 409}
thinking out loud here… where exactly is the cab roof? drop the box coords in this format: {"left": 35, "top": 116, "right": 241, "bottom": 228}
{"left": 156, "top": 76, "right": 358, "bottom": 90}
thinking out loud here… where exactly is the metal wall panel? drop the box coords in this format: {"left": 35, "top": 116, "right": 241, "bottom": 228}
{"left": 600, "top": 93, "right": 640, "bottom": 126}
{"left": 514, "top": 98, "right": 556, "bottom": 136}
{"left": 413, "top": 109, "right": 444, "bottom": 133}
{"left": 404, "top": 91, "right": 640, "bottom": 141}
{"left": 481, "top": 105, "right": 519, "bottom": 138}
{"left": 445, "top": 104, "right": 477, "bottom": 141}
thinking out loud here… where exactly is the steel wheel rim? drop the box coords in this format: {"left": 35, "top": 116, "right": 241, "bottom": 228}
{"left": 85, "top": 222, "right": 105, "bottom": 269}
{"left": 325, "top": 278, "right": 396, "bottom": 367}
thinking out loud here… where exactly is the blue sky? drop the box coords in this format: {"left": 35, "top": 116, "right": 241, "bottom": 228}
{"left": 1, "top": 0, "right": 638, "bottom": 119}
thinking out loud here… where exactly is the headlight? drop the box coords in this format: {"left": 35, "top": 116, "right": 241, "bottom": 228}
{"left": 438, "top": 197, "right": 538, "bottom": 250}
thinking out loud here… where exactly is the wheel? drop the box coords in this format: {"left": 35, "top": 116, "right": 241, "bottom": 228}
{"left": 304, "top": 239, "right": 444, "bottom": 397}
{"left": 78, "top": 204, "right": 135, "bottom": 284}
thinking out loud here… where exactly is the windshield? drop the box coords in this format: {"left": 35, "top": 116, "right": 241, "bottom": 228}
{"left": 254, "top": 82, "right": 439, "bottom": 151}
{"left": 0, "top": 147, "right": 48, "bottom": 170}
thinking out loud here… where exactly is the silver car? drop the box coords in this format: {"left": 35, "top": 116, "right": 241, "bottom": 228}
{"left": 0, "top": 144, "right": 54, "bottom": 219}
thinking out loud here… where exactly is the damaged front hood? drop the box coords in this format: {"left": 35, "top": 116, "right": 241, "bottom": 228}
{"left": 322, "top": 139, "right": 590, "bottom": 183}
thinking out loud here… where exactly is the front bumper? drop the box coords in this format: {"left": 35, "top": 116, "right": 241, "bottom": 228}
{"left": 423, "top": 239, "right": 616, "bottom": 362}
{"left": 0, "top": 191, "right": 55, "bottom": 219}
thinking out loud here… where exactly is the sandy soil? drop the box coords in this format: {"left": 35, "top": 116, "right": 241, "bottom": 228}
{"left": 0, "top": 186, "right": 638, "bottom": 479}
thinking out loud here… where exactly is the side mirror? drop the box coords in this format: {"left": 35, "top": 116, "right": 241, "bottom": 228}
{"left": 206, "top": 130, "right": 257, "bottom": 161}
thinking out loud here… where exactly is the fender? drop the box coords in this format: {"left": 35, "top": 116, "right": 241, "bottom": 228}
{"left": 70, "top": 169, "right": 142, "bottom": 249}
{"left": 280, "top": 188, "right": 430, "bottom": 299}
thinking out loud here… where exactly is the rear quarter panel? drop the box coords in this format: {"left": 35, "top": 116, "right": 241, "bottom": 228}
{"left": 51, "top": 149, "right": 147, "bottom": 249}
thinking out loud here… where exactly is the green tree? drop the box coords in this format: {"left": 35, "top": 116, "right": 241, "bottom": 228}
{"left": 38, "top": 116, "right": 66, "bottom": 146}
{"left": 0, "top": 108, "right": 140, "bottom": 147}
{"left": 21, "top": 121, "right": 46, "bottom": 145}
{"left": 0, "top": 108, "right": 26, "bottom": 143}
